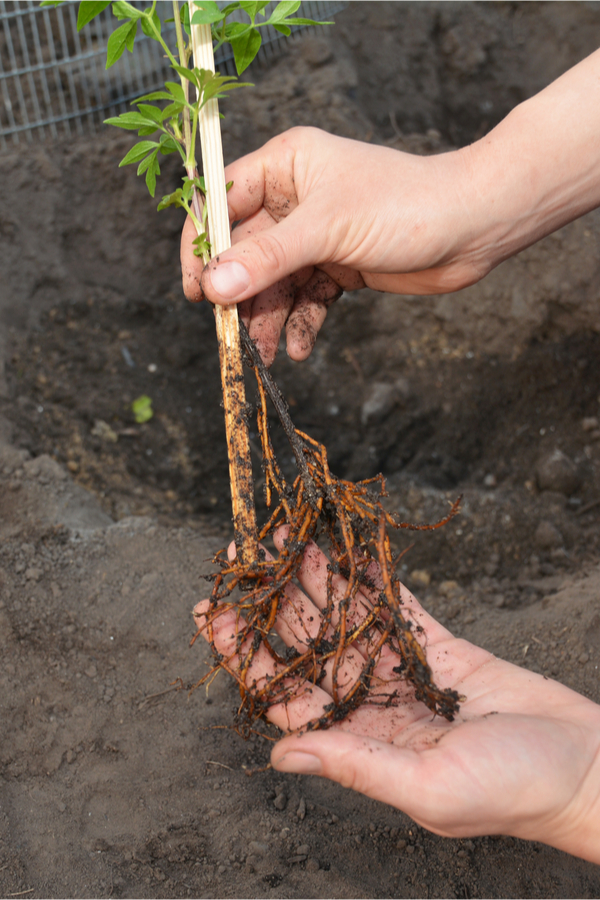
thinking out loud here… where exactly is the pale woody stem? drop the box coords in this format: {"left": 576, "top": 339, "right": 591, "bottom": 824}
{"left": 189, "top": 10, "right": 258, "bottom": 564}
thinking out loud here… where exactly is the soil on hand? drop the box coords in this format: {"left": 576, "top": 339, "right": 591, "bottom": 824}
{"left": 1, "top": 3, "right": 600, "bottom": 898}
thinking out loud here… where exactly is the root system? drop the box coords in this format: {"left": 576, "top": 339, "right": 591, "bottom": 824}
{"left": 192, "top": 325, "right": 462, "bottom": 734}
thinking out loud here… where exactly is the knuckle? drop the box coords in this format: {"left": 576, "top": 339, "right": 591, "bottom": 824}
{"left": 253, "top": 231, "right": 289, "bottom": 274}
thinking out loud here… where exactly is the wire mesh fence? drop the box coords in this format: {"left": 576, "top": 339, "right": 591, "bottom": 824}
{"left": 0, "top": 0, "right": 345, "bottom": 150}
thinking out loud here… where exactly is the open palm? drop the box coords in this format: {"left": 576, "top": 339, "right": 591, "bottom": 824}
{"left": 193, "top": 527, "right": 600, "bottom": 862}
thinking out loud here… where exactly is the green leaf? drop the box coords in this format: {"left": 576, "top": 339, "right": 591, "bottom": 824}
{"left": 103, "top": 111, "right": 158, "bottom": 130}
{"left": 172, "top": 63, "right": 199, "bottom": 87}
{"left": 192, "top": 233, "right": 211, "bottom": 258}
{"left": 142, "top": 152, "right": 161, "bottom": 197}
{"left": 229, "top": 24, "right": 261, "bottom": 74}
{"left": 137, "top": 149, "right": 158, "bottom": 174}
{"left": 272, "top": 22, "right": 290, "bottom": 36}
{"left": 106, "top": 19, "right": 137, "bottom": 68}
{"left": 220, "top": 2, "right": 242, "bottom": 16}
{"left": 135, "top": 103, "right": 165, "bottom": 124}
{"left": 161, "top": 101, "right": 184, "bottom": 119}
{"left": 267, "top": 0, "right": 300, "bottom": 23}
{"left": 158, "top": 134, "right": 179, "bottom": 154}
{"left": 165, "top": 81, "right": 186, "bottom": 103}
{"left": 77, "top": 1, "right": 111, "bottom": 30}
{"left": 118, "top": 140, "right": 160, "bottom": 166}
{"left": 240, "top": 1, "right": 270, "bottom": 17}
{"left": 191, "top": 1, "right": 226, "bottom": 25}
{"left": 134, "top": 90, "right": 173, "bottom": 102}
{"left": 157, "top": 188, "right": 185, "bottom": 211}
{"left": 111, "top": 0, "right": 143, "bottom": 20}
{"left": 284, "top": 16, "right": 333, "bottom": 26}
{"left": 40, "top": 1, "right": 65, "bottom": 7}
{"left": 182, "top": 3, "right": 191, "bottom": 35}
{"left": 131, "top": 395, "right": 153, "bottom": 424}
{"left": 193, "top": 68, "right": 252, "bottom": 106}
{"left": 140, "top": 7, "right": 161, "bottom": 38}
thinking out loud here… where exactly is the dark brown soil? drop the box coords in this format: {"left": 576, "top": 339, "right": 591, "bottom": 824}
{"left": 1, "top": 3, "right": 600, "bottom": 898}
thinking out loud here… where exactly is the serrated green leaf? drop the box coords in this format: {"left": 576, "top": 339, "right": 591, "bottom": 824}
{"left": 229, "top": 25, "right": 261, "bottom": 74}
{"left": 111, "top": 0, "right": 143, "bottom": 20}
{"left": 103, "top": 111, "right": 158, "bottom": 130}
{"left": 118, "top": 140, "right": 160, "bottom": 166}
{"left": 267, "top": 0, "right": 300, "bottom": 23}
{"left": 77, "top": 1, "right": 111, "bottom": 30}
{"left": 191, "top": 1, "right": 226, "bottom": 25}
{"left": 106, "top": 19, "right": 137, "bottom": 68}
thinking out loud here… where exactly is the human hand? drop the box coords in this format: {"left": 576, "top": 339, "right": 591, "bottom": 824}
{"left": 183, "top": 49, "right": 600, "bottom": 365}
{"left": 181, "top": 127, "right": 483, "bottom": 364}
{"left": 193, "top": 527, "right": 600, "bottom": 864}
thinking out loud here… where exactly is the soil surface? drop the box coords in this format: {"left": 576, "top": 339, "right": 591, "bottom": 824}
{"left": 1, "top": 3, "right": 600, "bottom": 898}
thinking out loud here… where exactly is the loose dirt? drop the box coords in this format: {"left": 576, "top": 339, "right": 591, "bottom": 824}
{"left": 1, "top": 3, "right": 600, "bottom": 897}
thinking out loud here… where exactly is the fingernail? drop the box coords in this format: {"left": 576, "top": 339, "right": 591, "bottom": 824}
{"left": 273, "top": 751, "right": 322, "bottom": 775}
{"left": 210, "top": 260, "right": 250, "bottom": 300}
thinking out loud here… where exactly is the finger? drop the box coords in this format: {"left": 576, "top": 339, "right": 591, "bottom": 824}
{"left": 274, "top": 525, "right": 454, "bottom": 649}
{"left": 226, "top": 541, "right": 368, "bottom": 697}
{"left": 200, "top": 204, "right": 321, "bottom": 305}
{"left": 192, "top": 596, "right": 332, "bottom": 730}
{"left": 285, "top": 270, "right": 341, "bottom": 361}
{"left": 243, "top": 267, "right": 314, "bottom": 367}
{"left": 181, "top": 214, "right": 204, "bottom": 303}
{"left": 318, "top": 262, "right": 365, "bottom": 292}
{"left": 271, "top": 729, "right": 431, "bottom": 809}
{"left": 270, "top": 728, "right": 479, "bottom": 835}
{"left": 273, "top": 527, "right": 386, "bottom": 665}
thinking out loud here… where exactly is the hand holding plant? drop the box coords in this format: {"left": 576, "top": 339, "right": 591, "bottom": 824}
{"left": 194, "top": 528, "right": 600, "bottom": 865}
{"left": 184, "top": 48, "right": 600, "bottom": 362}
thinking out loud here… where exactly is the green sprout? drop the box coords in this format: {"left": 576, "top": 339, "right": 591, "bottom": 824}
{"left": 132, "top": 395, "right": 154, "bottom": 424}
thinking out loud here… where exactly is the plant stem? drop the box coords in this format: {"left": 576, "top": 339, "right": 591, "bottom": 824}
{"left": 188, "top": 6, "right": 258, "bottom": 565}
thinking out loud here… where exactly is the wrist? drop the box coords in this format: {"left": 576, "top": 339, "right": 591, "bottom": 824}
{"left": 457, "top": 47, "right": 600, "bottom": 276}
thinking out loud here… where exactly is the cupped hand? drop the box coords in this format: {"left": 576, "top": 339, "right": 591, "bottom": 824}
{"left": 193, "top": 526, "right": 600, "bottom": 863}
{"left": 181, "top": 127, "right": 485, "bottom": 365}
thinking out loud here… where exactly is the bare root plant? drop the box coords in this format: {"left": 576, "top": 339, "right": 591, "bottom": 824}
{"left": 191, "top": 325, "right": 462, "bottom": 735}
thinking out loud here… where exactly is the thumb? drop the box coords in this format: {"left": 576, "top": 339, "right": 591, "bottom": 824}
{"left": 201, "top": 208, "right": 317, "bottom": 305}
{"left": 271, "top": 730, "right": 425, "bottom": 810}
